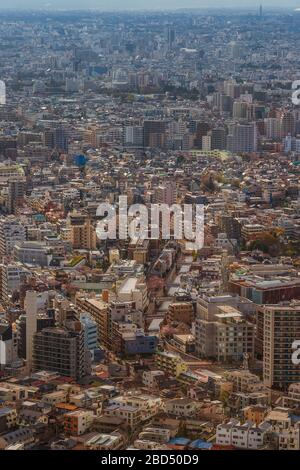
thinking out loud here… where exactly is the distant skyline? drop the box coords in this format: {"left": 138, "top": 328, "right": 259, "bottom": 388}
{"left": 1, "top": 0, "right": 300, "bottom": 11}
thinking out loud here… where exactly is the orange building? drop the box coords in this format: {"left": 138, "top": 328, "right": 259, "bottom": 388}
{"left": 64, "top": 410, "right": 94, "bottom": 436}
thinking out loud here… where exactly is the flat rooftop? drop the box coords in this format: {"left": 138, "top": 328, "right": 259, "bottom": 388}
{"left": 118, "top": 277, "right": 138, "bottom": 294}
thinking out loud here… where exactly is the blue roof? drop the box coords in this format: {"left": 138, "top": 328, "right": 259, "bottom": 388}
{"left": 33, "top": 214, "right": 46, "bottom": 222}
{"left": 73, "top": 154, "right": 88, "bottom": 167}
{"left": 105, "top": 405, "right": 119, "bottom": 411}
{"left": 290, "top": 414, "right": 300, "bottom": 425}
{"left": 189, "top": 439, "right": 212, "bottom": 450}
{"left": 169, "top": 437, "right": 190, "bottom": 446}
{"left": 0, "top": 407, "right": 13, "bottom": 416}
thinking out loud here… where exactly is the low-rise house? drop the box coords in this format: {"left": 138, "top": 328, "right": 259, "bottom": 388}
{"left": 107, "top": 393, "right": 162, "bottom": 421}
{"left": 224, "top": 370, "right": 270, "bottom": 395}
{"left": 142, "top": 370, "right": 165, "bottom": 390}
{"left": 18, "top": 409, "right": 48, "bottom": 427}
{"left": 42, "top": 390, "right": 68, "bottom": 406}
{"left": 165, "top": 398, "right": 199, "bottom": 417}
{"left": 104, "top": 405, "right": 141, "bottom": 429}
{"left": 84, "top": 431, "right": 124, "bottom": 450}
{"left": 150, "top": 415, "right": 179, "bottom": 437}
{"left": 0, "top": 407, "right": 17, "bottom": 432}
{"left": 228, "top": 391, "right": 270, "bottom": 414}
{"left": 155, "top": 351, "right": 187, "bottom": 377}
{"left": 216, "top": 419, "right": 270, "bottom": 449}
{"left": 92, "top": 415, "right": 126, "bottom": 433}
{"left": 277, "top": 383, "right": 300, "bottom": 409}
{"left": 243, "top": 405, "right": 270, "bottom": 426}
{"left": 0, "top": 428, "right": 36, "bottom": 450}
{"left": 0, "top": 382, "right": 32, "bottom": 401}
{"left": 133, "top": 439, "right": 169, "bottom": 450}
{"left": 138, "top": 426, "right": 171, "bottom": 443}
{"left": 262, "top": 408, "right": 300, "bottom": 450}
{"left": 198, "top": 400, "right": 225, "bottom": 423}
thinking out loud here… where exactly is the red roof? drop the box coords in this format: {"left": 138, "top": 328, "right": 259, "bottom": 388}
{"left": 212, "top": 445, "right": 236, "bottom": 451}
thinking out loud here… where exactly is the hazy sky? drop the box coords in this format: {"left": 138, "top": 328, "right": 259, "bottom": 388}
{"left": 0, "top": 0, "right": 299, "bottom": 10}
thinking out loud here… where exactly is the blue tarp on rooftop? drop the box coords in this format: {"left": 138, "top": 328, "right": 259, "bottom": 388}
{"left": 189, "top": 439, "right": 213, "bottom": 450}
{"left": 169, "top": 437, "right": 191, "bottom": 446}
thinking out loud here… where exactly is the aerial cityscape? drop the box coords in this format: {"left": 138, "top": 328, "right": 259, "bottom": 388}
{"left": 1, "top": 3, "right": 300, "bottom": 454}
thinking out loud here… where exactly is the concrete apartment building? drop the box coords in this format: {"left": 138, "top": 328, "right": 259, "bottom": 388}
{"left": 108, "top": 394, "right": 162, "bottom": 422}
{"left": 104, "top": 404, "right": 141, "bottom": 429}
{"left": 195, "top": 299, "right": 255, "bottom": 362}
{"left": 116, "top": 277, "right": 149, "bottom": 312}
{"left": 225, "top": 370, "right": 268, "bottom": 394}
{"left": 32, "top": 326, "right": 87, "bottom": 380}
{"left": 165, "top": 398, "right": 199, "bottom": 418}
{"left": 68, "top": 212, "right": 96, "bottom": 250}
{"left": 166, "top": 302, "right": 194, "bottom": 326}
{"left": 64, "top": 410, "right": 94, "bottom": 436}
{"left": 0, "top": 323, "right": 17, "bottom": 367}
{"left": 0, "top": 216, "right": 26, "bottom": 256}
{"left": 75, "top": 296, "right": 109, "bottom": 348}
{"left": 264, "top": 408, "right": 300, "bottom": 450}
{"left": 263, "top": 302, "right": 300, "bottom": 390}
{"left": 14, "top": 241, "right": 52, "bottom": 267}
{"left": 279, "top": 383, "right": 300, "bottom": 409}
{"left": 155, "top": 351, "right": 187, "bottom": 377}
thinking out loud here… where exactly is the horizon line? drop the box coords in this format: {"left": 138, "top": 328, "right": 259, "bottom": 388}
{"left": 0, "top": 6, "right": 297, "bottom": 12}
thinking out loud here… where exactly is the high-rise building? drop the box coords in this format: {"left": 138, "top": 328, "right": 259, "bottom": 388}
{"left": 154, "top": 181, "right": 177, "bottom": 205}
{"left": 263, "top": 302, "right": 300, "bottom": 390}
{"left": 24, "top": 291, "right": 38, "bottom": 373}
{"left": 0, "top": 80, "right": 6, "bottom": 105}
{"left": 69, "top": 213, "right": 96, "bottom": 250}
{"left": 195, "top": 303, "right": 254, "bottom": 362}
{"left": 32, "top": 325, "right": 87, "bottom": 380}
{"left": 219, "top": 215, "right": 241, "bottom": 242}
{"left": 123, "top": 126, "right": 144, "bottom": 148}
{"left": 194, "top": 122, "right": 211, "bottom": 149}
{"left": 233, "top": 101, "right": 248, "bottom": 119}
{"left": 143, "top": 120, "right": 166, "bottom": 148}
{"left": 227, "top": 41, "right": 242, "bottom": 59}
{"left": 202, "top": 135, "right": 211, "bottom": 151}
{"left": 7, "top": 178, "right": 26, "bottom": 215}
{"left": 0, "top": 263, "right": 29, "bottom": 305}
{"left": 43, "top": 126, "right": 69, "bottom": 153}
{"left": 224, "top": 80, "right": 241, "bottom": 99}
{"left": 213, "top": 93, "right": 233, "bottom": 113}
{"left": 76, "top": 296, "right": 109, "bottom": 349}
{"left": 283, "top": 135, "right": 300, "bottom": 153}
{"left": 264, "top": 118, "right": 282, "bottom": 140}
{"left": 167, "top": 26, "right": 175, "bottom": 49}
{"left": 18, "top": 313, "right": 53, "bottom": 359}
{"left": 281, "top": 111, "right": 295, "bottom": 137}
{"left": 0, "top": 216, "right": 26, "bottom": 257}
{"left": 210, "top": 128, "right": 227, "bottom": 150}
{"left": 227, "top": 122, "right": 257, "bottom": 153}
{"left": 0, "top": 323, "right": 17, "bottom": 367}
{"left": 80, "top": 313, "right": 98, "bottom": 352}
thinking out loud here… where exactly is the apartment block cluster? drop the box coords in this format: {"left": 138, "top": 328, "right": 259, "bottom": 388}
{"left": 0, "top": 9, "right": 300, "bottom": 451}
